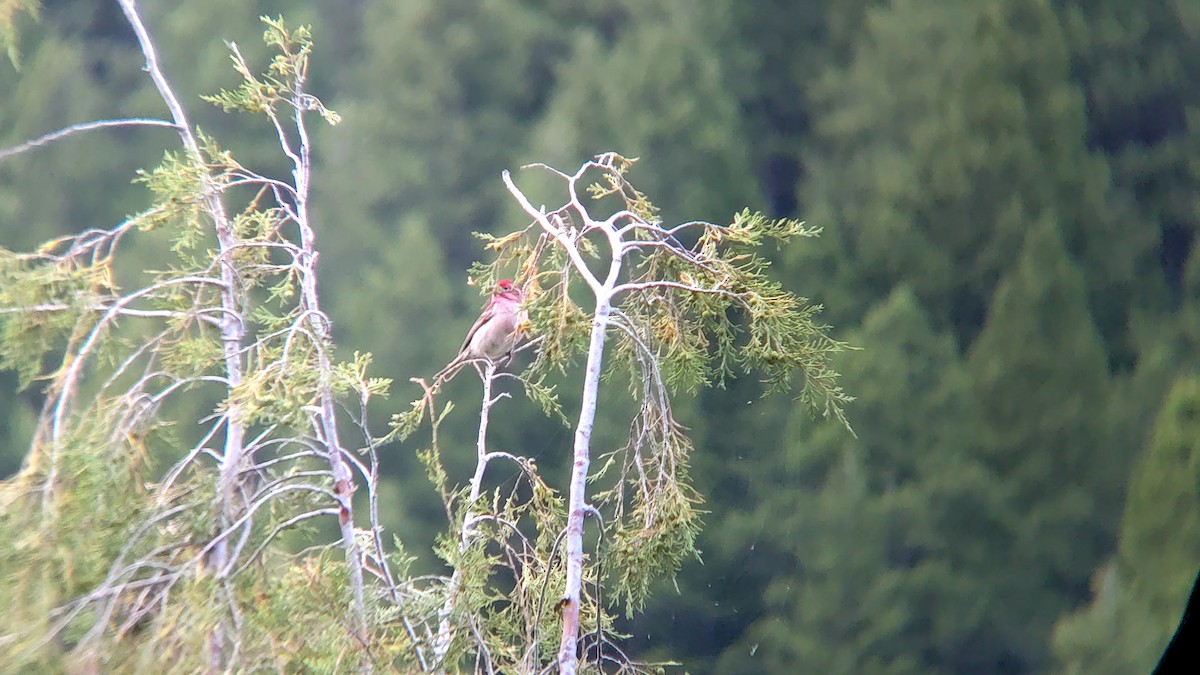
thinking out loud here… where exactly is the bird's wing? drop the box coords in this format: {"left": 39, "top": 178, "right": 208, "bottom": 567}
{"left": 458, "top": 301, "right": 497, "bottom": 354}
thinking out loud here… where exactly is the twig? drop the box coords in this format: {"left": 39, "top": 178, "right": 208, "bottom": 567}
{"left": 0, "top": 118, "right": 178, "bottom": 161}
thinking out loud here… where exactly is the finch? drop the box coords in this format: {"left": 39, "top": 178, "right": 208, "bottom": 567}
{"left": 434, "top": 279, "right": 526, "bottom": 384}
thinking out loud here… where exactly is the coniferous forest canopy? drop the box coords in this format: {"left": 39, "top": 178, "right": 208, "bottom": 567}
{"left": 2, "top": 0, "right": 1198, "bottom": 673}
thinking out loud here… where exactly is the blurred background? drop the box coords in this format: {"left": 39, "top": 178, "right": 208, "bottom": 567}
{"left": 1, "top": 0, "right": 1197, "bottom": 672}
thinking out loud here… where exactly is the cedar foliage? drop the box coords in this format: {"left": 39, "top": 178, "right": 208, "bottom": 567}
{"left": 3, "top": 0, "right": 1198, "bottom": 672}
{"left": 1, "top": 8, "right": 849, "bottom": 672}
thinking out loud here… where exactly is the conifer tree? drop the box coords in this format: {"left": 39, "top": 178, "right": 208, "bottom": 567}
{"left": 392, "top": 153, "right": 852, "bottom": 672}
{"left": 1057, "top": 0, "right": 1200, "bottom": 300}
{"left": 1051, "top": 375, "right": 1200, "bottom": 674}
{"left": 2, "top": 6, "right": 852, "bottom": 672}
{"left": 713, "top": 288, "right": 1002, "bottom": 674}
{"left": 799, "top": 0, "right": 1137, "bottom": 346}
{"left": 966, "top": 218, "right": 1121, "bottom": 672}
{"left": 1, "top": 7, "right": 396, "bottom": 670}
{"left": 525, "top": 0, "right": 760, "bottom": 226}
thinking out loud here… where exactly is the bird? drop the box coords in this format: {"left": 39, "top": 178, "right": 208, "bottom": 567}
{"left": 434, "top": 279, "right": 526, "bottom": 384}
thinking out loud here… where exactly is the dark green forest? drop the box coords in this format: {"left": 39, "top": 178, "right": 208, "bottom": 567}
{"left": 2, "top": 0, "right": 1198, "bottom": 672}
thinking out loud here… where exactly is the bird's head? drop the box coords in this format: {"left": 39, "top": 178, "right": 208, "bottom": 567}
{"left": 495, "top": 278, "right": 523, "bottom": 302}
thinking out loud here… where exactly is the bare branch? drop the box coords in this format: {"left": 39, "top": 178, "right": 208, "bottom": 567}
{"left": 613, "top": 278, "right": 752, "bottom": 309}
{"left": 0, "top": 118, "right": 178, "bottom": 162}
{"left": 231, "top": 507, "right": 341, "bottom": 576}
{"left": 115, "top": 9, "right": 249, "bottom": 611}
{"left": 502, "top": 170, "right": 601, "bottom": 292}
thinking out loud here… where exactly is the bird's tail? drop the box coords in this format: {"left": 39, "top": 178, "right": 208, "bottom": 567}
{"left": 431, "top": 355, "right": 468, "bottom": 389}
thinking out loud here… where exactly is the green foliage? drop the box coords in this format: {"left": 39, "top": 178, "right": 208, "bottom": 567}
{"left": 1059, "top": 0, "right": 1200, "bottom": 298}
{"left": 393, "top": 153, "right": 849, "bottom": 669}
{"left": 525, "top": 0, "right": 760, "bottom": 225}
{"left": 0, "top": 399, "right": 173, "bottom": 668}
{"left": 133, "top": 150, "right": 211, "bottom": 258}
{"left": 708, "top": 287, "right": 1001, "bottom": 674}
{"left": 965, "top": 218, "right": 1121, "bottom": 670}
{"left": 315, "top": 0, "right": 571, "bottom": 276}
{"left": 0, "top": 0, "right": 39, "bottom": 67}
{"left": 202, "top": 16, "right": 340, "bottom": 127}
{"left": 0, "top": 244, "right": 104, "bottom": 387}
{"left": 1049, "top": 563, "right": 1163, "bottom": 675}
{"left": 234, "top": 555, "right": 361, "bottom": 671}
{"left": 801, "top": 0, "right": 1141, "bottom": 350}
{"left": 4, "top": 0, "right": 1196, "bottom": 671}
{"left": 1052, "top": 375, "right": 1200, "bottom": 674}
{"left": 607, "top": 476, "right": 703, "bottom": 614}
{"left": 0, "top": 15, "right": 420, "bottom": 671}
{"left": 476, "top": 157, "right": 852, "bottom": 423}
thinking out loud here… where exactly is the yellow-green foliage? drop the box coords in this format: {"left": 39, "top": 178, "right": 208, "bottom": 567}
{"left": 397, "top": 154, "right": 850, "bottom": 670}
